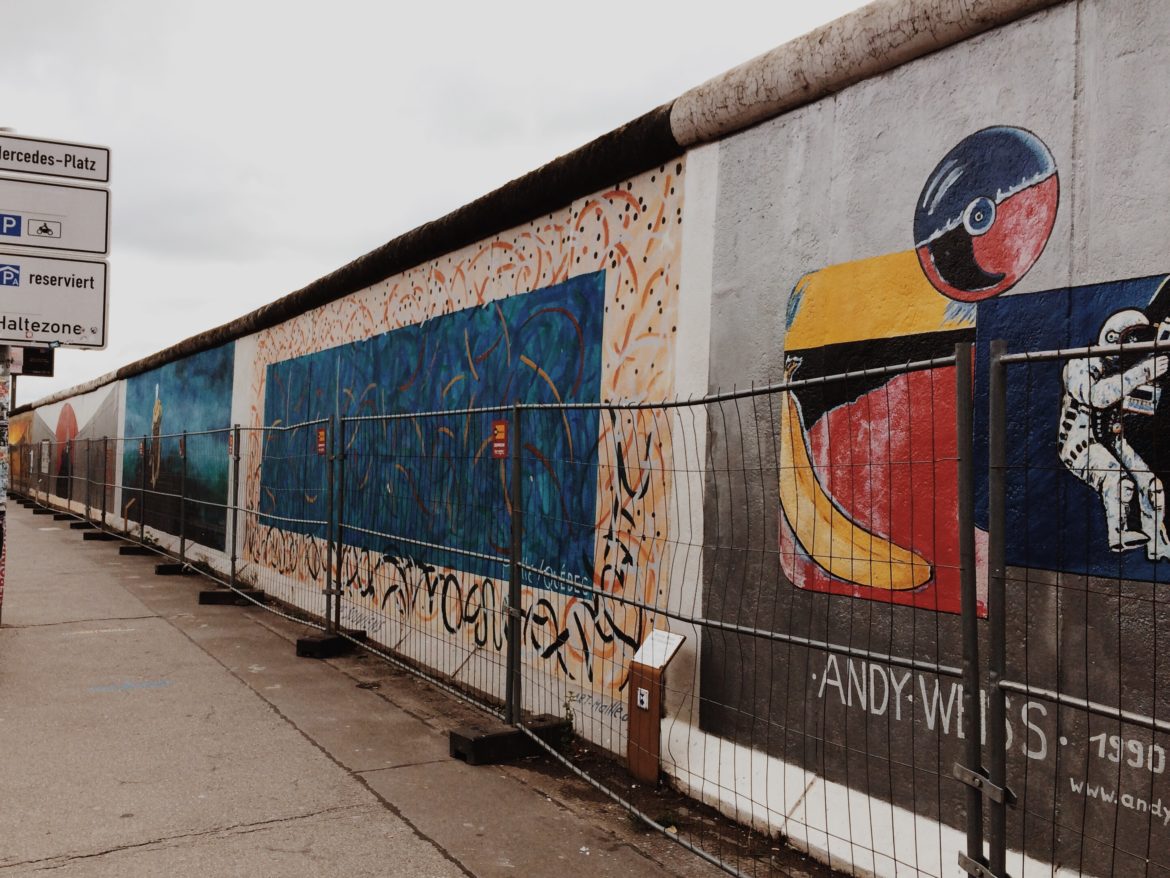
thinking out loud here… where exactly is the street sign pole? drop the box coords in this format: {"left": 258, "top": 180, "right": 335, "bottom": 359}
{"left": 0, "top": 127, "right": 110, "bottom": 625}
{"left": 0, "top": 345, "right": 10, "bottom": 625}
{"left": 0, "top": 127, "right": 11, "bottom": 625}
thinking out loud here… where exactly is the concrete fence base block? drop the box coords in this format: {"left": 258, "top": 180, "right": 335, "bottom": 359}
{"left": 69, "top": 522, "right": 95, "bottom": 530}
{"left": 82, "top": 531, "right": 120, "bottom": 541}
{"left": 118, "top": 545, "right": 155, "bottom": 556}
{"left": 32, "top": 508, "right": 54, "bottom": 516}
{"left": 449, "top": 715, "right": 571, "bottom": 766}
{"left": 295, "top": 631, "right": 366, "bottom": 659}
{"left": 198, "top": 588, "right": 258, "bottom": 606}
{"left": 52, "top": 513, "right": 72, "bottom": 521}
{"left": 154, "top": 562, "right": 196, "bottom": 576}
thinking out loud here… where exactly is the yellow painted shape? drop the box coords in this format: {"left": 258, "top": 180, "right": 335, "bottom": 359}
{"left": 786, "top": 250, "right": 973, "bottom": 350}
{"left": 778, "top": 389, "right": 931, "bottom": 590}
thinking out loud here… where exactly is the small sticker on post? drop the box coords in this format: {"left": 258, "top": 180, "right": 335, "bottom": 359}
{"left": 491, "top": 420, "right": 508, "bottom": 459}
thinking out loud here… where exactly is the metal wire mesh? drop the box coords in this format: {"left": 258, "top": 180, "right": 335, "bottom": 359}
{"left": 34, "top": 345, "right": 1136, "bottom": 878}
{"left": 509, "top": 357, "right": 968, "bottom": 877}
{"left": 241, "top": 421, "right": 332, "bottom": 617}
{"left": 337, "top": 409, "right": 512, "bottom": 715}
{"left": 986, "top": 340, "right": 1170, "bottom": 878}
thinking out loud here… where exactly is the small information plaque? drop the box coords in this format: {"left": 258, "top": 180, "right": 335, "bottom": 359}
{"left": 631, "top": 628, "right": 686, "bottom": 670}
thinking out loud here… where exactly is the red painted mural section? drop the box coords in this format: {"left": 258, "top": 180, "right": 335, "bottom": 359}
{"left": 779, "top": 368, "right": 965, "bottom": 613}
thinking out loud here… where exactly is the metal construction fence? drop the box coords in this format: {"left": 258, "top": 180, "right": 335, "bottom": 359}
{"left": 11, "top": 340, "right": 1170, "bottom": 878}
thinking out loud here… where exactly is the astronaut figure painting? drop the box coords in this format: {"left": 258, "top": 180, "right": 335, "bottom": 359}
{"left": 976, "top": 274, "right": 1170, "bottom": 583}
{"left": 1058, "top": 307, "right": 1170, "bottom": 561}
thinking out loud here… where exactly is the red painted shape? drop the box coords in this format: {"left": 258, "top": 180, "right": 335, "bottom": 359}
{"left": 54, "top": 403, "right": 78, "bottom": 470}
{"left": 778, "top": 367, "right": 980, "bottom": 615}
{"left": 971, "top": 174, "right": 1060, "bottom": 293}
{"left": 916, "top": 174, "right": 1059, "bottom": 303}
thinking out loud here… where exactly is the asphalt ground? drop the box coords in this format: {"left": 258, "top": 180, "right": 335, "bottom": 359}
{"left": 0, "top": 503, "right": 724, "bottom": 877}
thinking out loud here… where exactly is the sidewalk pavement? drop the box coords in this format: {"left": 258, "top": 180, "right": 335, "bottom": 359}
{"left": 0, "top": 504, "right": 721, "bottom": 877}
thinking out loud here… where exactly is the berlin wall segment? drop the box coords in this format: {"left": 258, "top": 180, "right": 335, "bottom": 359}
{"left": 695, "top": 2, "right": 1170, "bottom": 875}
{"left": 17, "top": 1, "right": 1170, "bottom": 876}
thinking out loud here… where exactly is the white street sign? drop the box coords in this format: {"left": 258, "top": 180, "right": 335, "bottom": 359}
{"left": 0, "top": 134, "right": 109, "bottom": 183}
{"left": 0, "top": 176, "right": 109, "bottom": 256}
{"left": 0, "top": 252, "right": 107, "bottom": 349}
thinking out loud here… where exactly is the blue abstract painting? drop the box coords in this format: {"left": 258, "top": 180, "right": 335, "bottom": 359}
{"left": 975, "top": 274, "right": 1170, "bottom": 581}
{"left": 260, "top": 271, "right": 606, "bottom": 595}
{"left": 122, "top": 343, "right": 235, "bottom": 550}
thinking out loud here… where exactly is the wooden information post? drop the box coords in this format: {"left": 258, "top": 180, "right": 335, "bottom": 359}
{"left": 627, "top": 628, "right": 686, "bottom": 784}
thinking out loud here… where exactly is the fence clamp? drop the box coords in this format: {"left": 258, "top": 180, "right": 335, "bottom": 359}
{"left": 953, "top": 762, "right": 1016, "bottom": 806}
{"left": 958, "top": 852, "right": 1008, "bottom": 878}
{"left": 501, "top": 596, "right": 523, "bottom": 620}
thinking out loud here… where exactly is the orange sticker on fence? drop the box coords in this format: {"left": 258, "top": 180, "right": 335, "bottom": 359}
{"left": 491, "top": 420, "right": 508, "bottom": 459}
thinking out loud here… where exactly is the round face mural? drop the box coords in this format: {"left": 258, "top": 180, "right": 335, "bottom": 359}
{"left": 914, "top": 126, "right": 1058, "bottom": 302}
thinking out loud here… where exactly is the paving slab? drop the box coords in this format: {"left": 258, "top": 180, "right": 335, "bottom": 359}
{"left": 15, "top": 806, "right": 463, "bottom": 878}
{"left": 0, "top": 504, "right": 724, "bottom": 877}
{"left": 0, "top": 509, "right": 464, "bottom": 877}
{"left": 0, "top": 521, "right": 152, "bottom": 627}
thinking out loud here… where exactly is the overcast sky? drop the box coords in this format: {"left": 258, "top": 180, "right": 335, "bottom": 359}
{"left": 3, "top": 0, "right": 867, "bottom": 407}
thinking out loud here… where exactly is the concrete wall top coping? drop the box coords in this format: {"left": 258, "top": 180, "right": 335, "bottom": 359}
{"left": 670, "top": 0, "right": 1064, "bottom": 146}
{"left": 17, "top": 0, "right": 1067, "bottom": 414}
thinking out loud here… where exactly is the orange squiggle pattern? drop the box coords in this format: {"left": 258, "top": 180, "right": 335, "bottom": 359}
{"left": 244, "top": 163, "right": 685, "bottom": 693}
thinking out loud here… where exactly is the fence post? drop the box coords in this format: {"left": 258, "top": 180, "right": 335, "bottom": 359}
{"left": 505, "top": 402, "right": 523, "bottom": 726}
{"left": 179, "top": 431, "right": 188, "bottom": 565}
{"left": 986, "top": 339, "right": 1010, "bottom": 876}
{"left": 325, "top": 416, "right": 339, "bottom": 632}
{"left": 334, "top": 421, "right": 341, "bottom": 636}
{"left": 953, "top": 342, "right": 989, "bottom": 875}
{"left": 229, "top": 425, "right": 241, "bottom": 588}
{"left": 101, "top": 437, "right": 108, "bottom": 528}
{"left": 139, "top": 435, "right": 147, "bottom": 542}
{"left": 84, "top": 438, "right": 91, "bottom": 521}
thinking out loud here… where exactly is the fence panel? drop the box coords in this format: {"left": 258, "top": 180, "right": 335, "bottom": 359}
{"left": 12, "top": 348, "right": 999, "bottom": 878}
{"left": 336, "top": 409, "right": 512, "bottom": 715}
{"left": 512, "top": 353, "right": 973, "bottom": 877}
{"left": 986, "top": 340, "right": 1170, "bottom": 878}
{"left": 240, "top": 420, "right": 332, "bottom": 619}
{"left": 11, "top": 442, "right": 28, "bottom": 496}
{"left": 178, "top": 429, "right": 233, "bottom": 564}
{"left": 65, "top": 437, "right": 85, "bottom": 509}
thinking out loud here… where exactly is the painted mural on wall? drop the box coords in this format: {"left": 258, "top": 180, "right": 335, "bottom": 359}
{"left": 9, "top": 411, "right": 32, "bottom": 493}
{"left": 10, "top": 384, "right": 120, "bottom": 511}
{"left": 971, "top": 274, "right": 1170, "bottom": 872}
{"left": 701, "top": 105, "right": 1170, "bottom": 873}
{"left": 261, "top": 272, "right": 605, "bottom": 590}
{"left": 122, "top": 344, "right": 234, "bottom": 550}
{"left": 246, "top": 164, "right": 684, "bottom": 690}
{"left": 778, "top": 126, "right": 1058, "bottom": 613}
{"left": 699, "top": 124, "right": 1071, "bottom": 858}
{"left": 975, "top": 275, "right": 1170, "bottom": 578}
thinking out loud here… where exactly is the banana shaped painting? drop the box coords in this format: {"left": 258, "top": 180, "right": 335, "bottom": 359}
{"left": 778, "top": 127, "right": 1058, "bottom": 613}
{"left": 778, "top": 380, "right": 932, "bottom": 590}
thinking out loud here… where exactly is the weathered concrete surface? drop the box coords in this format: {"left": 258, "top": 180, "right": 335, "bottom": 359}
{"left": 0, "top": 507, "right": 721, "bottom": 877}
{"left": 669, "top": 0, "right": 1065, "bottom": 146}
